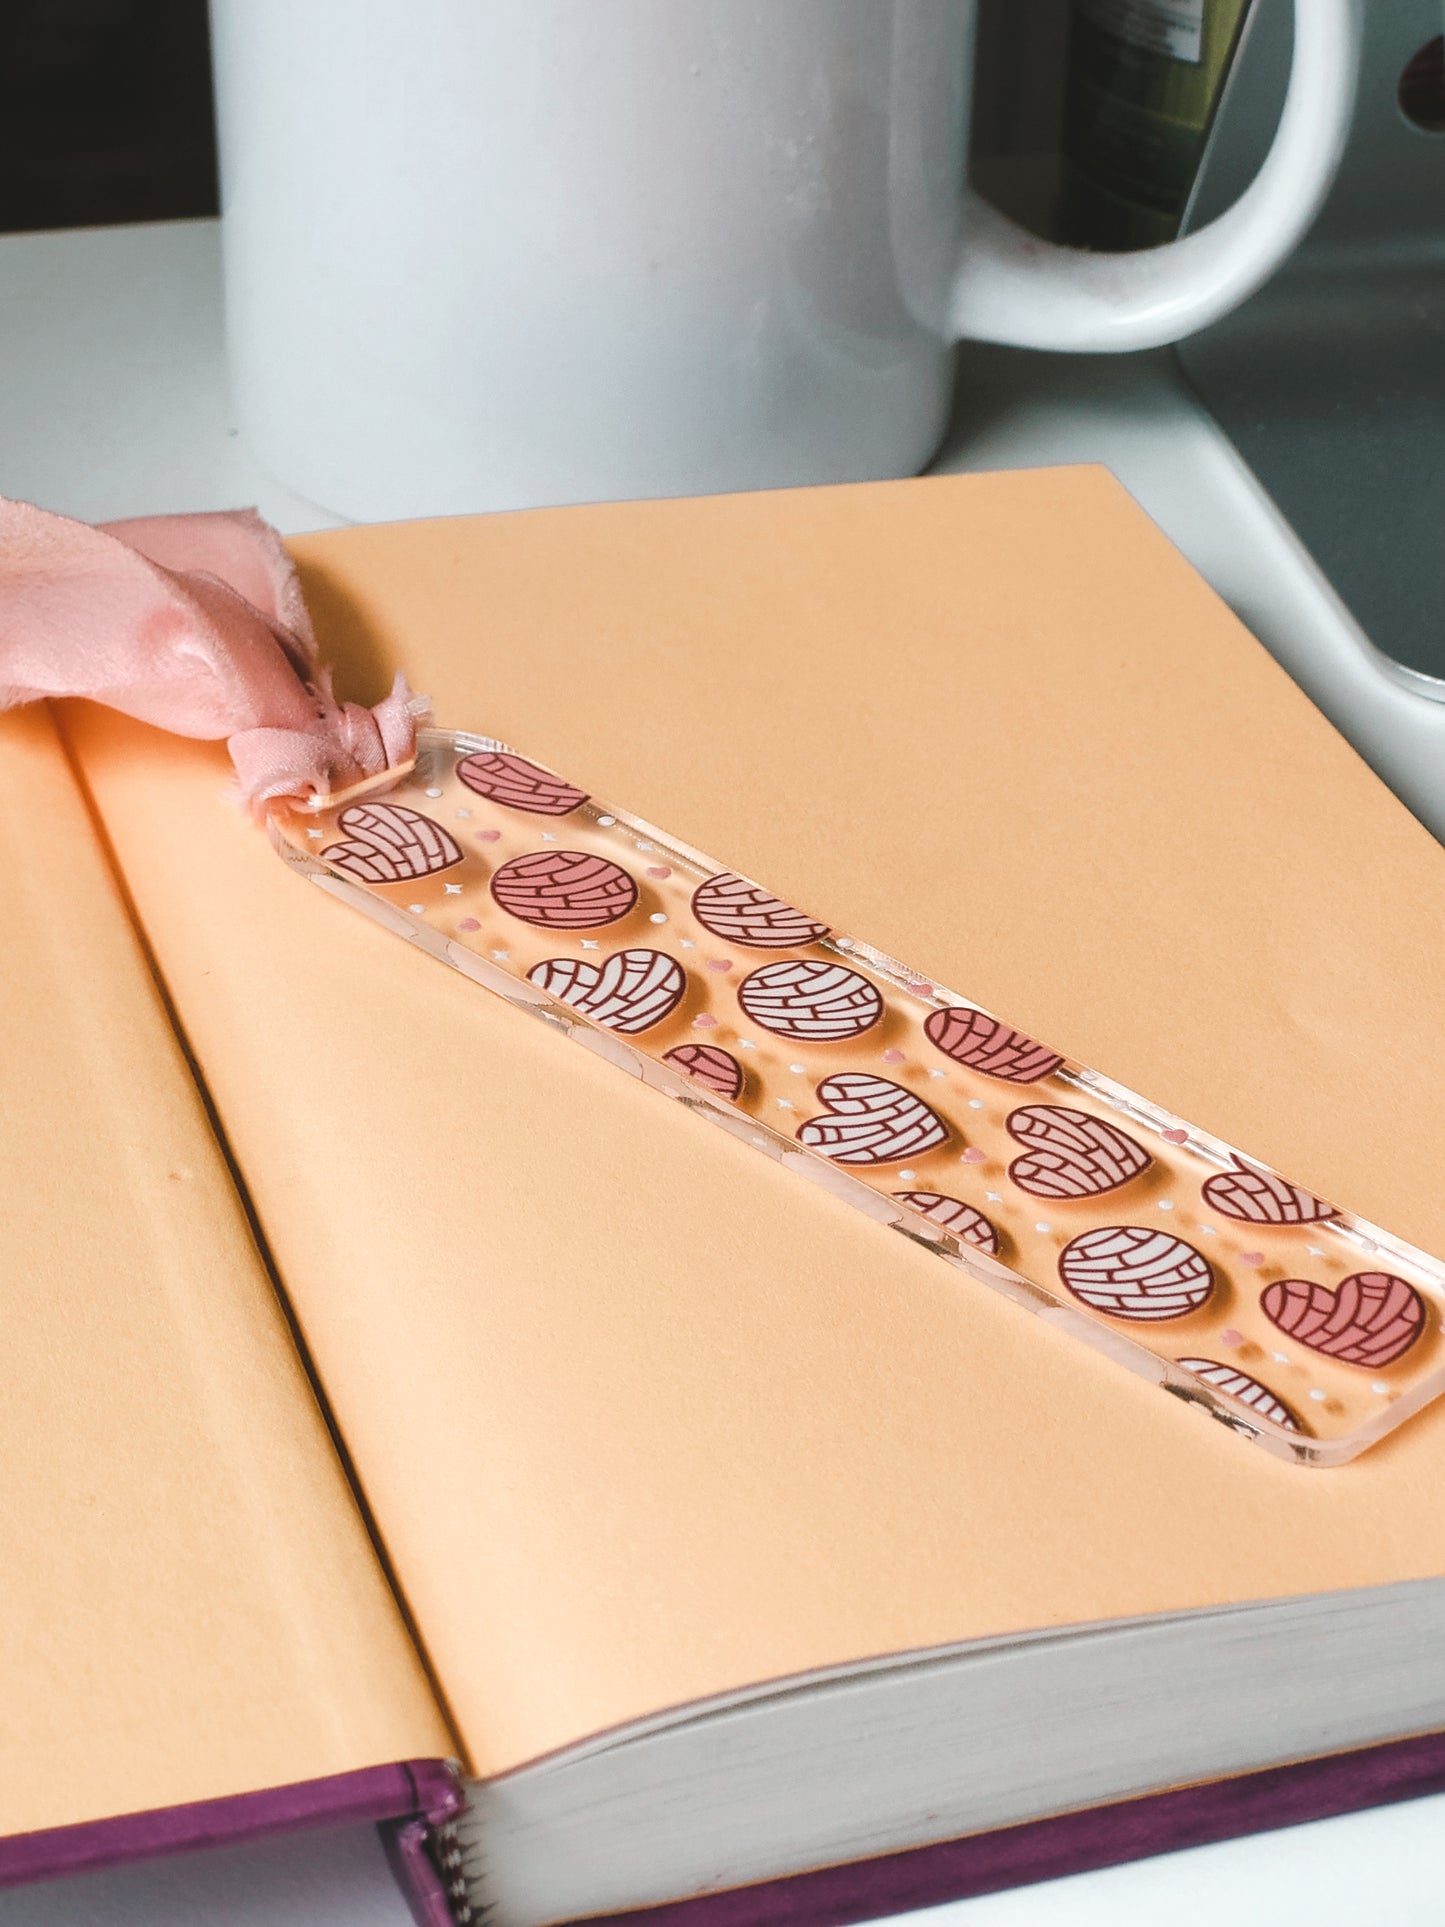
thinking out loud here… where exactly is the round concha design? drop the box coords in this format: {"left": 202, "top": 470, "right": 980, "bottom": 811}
{"left": 491, "top": 849, "right": 638, "bottom": 928}
{"left": 1058, "top": 1226, "right": 1214, "bottom": 1321}
{"left": 692, "top": 873, "right": 829, "bottom": 948}
{"left": 736, "top": 959, "right": 883, "bottom": 1042}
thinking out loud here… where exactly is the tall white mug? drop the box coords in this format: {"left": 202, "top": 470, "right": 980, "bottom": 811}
{"left": 210, "top": 0, "right": 1361, "bottom": 523}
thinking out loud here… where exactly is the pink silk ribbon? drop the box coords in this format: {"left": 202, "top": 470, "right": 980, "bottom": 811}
{"left": 0, "top": 496, "right": 423, "bottom": 808}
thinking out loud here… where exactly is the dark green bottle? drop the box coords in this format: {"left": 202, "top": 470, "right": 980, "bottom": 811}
{"left": 1060, "top": 0, "right": 1253, "bottom": 250}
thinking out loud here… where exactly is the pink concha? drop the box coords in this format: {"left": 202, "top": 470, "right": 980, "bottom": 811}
{"left": 1059, "top": 1225, "right": 1214, "bottom": 1321}
{"left": 895, "top": 1189, "right": 999, "bottom": 1256}
{"left": 456, "top": 749, "right": 589, "bottom": 816}
{"left": 797, "top": 1073, "right": 949, "bottom": 1167}
{"left": 923, "top": 1007, "right": 1062, "bottom": 1083}
{"left": 1007, "top": 1105, "right": 1151, "bottom": 1200}
{"left": 324, "top": 801, "right": 462, "bottom": 883}
{"left": 692, "top": 873, "right": 829, "bottom": 948}
{"left": 1177, "top": 1358, "right": 1300, "bottom": 1432}
{"left": 736, "top": 959, "right": 883, "bottom": 1042}
{"left": 492, "top": 849, "right": 638, "bottom": 928}
{"left": 662, "top": 1043, "right": 744, "bottom": 1101}
{"left": 1261, "top": 1271, "right": 1425, "bottom": 1369}
{"left": 528, "top": 948, "right": 685, "bottom": 1034}
{"left": 1201, "top": 1158, "right": 1335, "bottom": 1226}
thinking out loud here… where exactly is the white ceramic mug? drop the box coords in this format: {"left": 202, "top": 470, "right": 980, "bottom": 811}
{"left": 210, "top": 0, "right": 1361, "bottom": 522}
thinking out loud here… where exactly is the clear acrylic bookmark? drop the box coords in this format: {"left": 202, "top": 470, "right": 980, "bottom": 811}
{"left": 270, "top": 729, "right": 1445, "bottom": 1466}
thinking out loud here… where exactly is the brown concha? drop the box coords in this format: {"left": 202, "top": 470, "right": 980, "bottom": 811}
{"left": 924, "top": 1007, "right": 1062, "bottom": 1083}
{"left": 456, "top": 749, "right": 589, "bottom": 816}
{"left": 1261, "top": 1272, "right": 1425, "bottom": 1368}
{"left": 492, "top": 849, "right": 638, "bottom": 928}
{"left": 663, "top": 1043, "right": 744, "bottom": 1101}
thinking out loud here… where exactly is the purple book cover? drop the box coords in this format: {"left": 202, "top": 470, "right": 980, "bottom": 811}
{"left": 0, "top": 1758, "right": 463, "bottom": 1927}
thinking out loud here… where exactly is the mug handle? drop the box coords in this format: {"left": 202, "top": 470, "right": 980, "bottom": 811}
{"left": 951, "top": 0, "right": 1362, "bottom": 352}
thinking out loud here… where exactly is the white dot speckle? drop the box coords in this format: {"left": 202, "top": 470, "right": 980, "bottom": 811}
{"left": 425, "top": 786, "right": 443, "bottom": 798}
{"left": 1034, "top": 1222, "right": 1053, "bottom": 1235}
{"left": 1372, "top": 1381, "right": 1390, "bottom": 1395}
{"left": 899, "top": 1170, "right": 917, "bottom": 1184}
{"left": 789, "top": 1063, "right": 806, "bottom": 1075}
{"left": 408, "top": 903, "right": 425, "bottom": 914}
{"left": 1308, "top": 1388, "right": 1327, "bottom": 1403}
{"left": 598, "top": 814, "right": 616, "bottom": 826}
{"left": 636, "top": 839, "right": 654, "bottom": 852}
{"left": 835, "top": 937, "right": 854, "bottom": 951}
{"left": 649, "top": 912, "right": 668, "bottom": 924}
{"left": 1271, "top": 1350, "right": 1290, "bottom": 1364}
{"left": 968, "top": 1099, "right": 985, "bottom": 1110}
{"left": 1157, "top": 1199, "right": 1175, "bottom": 1212}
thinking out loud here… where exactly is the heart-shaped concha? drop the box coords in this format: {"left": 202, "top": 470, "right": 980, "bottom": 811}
{"left": 1059, "top": 1226, "right": 1214, "bottom": 1320}
{"left": 457, "top": 750, "right": 588, "bottom": 816}
{"left": 797, "top": 1073, "right": 948, "bottom": 1166}
{"left": 1201, "top": 1158, "right": 1334, "bottom": 1226}
{"left": 895, "top": 1189, "right": 999, "bottom": 1255}
{"left": 692, "top": 873, "right": 829, "bottom": 948}
{"left": 324, "top": 802, "right": 462, "bottom": 883}
{"left": 924, "top": 1007, "right": 1062, "bottom": 1083}
{"left": 492, "top": 850, "right": 637, "bottom": 928}
{"left": 1261, "top": 1272, "right": 1425, "bottom": 1368}
{"left": 528, "top": 949, "right": 685, "bottom": 1033}
{"left": 736, "top": 959, "right": 883, "bottom": 1042}
{"left": 662, "top": 1043, "right": 744, "bottom": 1101}
{"left": 1177, "top": 1358, "right": 1300, "bottom": 1431}
{"left": 1007, "top": 1105, "right": 1151, "bottom": 1199}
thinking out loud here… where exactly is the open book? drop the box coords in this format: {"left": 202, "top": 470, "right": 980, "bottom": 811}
{"left": 6, "top": 468, "right": 1445, "bottom": 1926}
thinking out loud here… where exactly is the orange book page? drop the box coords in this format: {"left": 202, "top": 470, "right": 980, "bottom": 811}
{"left": 0, "top": 704, "right": 452, "bottom": 1839}
{"left": 63, "top": 468, "right": 1445, "bottom": 1781}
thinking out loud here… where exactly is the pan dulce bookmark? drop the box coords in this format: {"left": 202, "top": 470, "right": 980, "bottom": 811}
{"left": 5, "top": 499, "right": 1442, "bottom": 1465}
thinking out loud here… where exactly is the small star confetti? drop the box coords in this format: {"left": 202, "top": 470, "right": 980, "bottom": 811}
{"left": 580, "top": 939, "right": 599, "bottom": 950}
{"left": 738, "top": 1039, "right": 757, "bottom": 1050}
{"left": 425, "top": 786, "right": 443, "bottom": 798}
{"left": 1198, "top": 1224, "right": 1217, "bottom": 1236}
{"left": 456, "top": 807, "right": 472, "bottom": 818}
{"left": 1306, "top": 1245, "right": 1325, "bottom": 1257}
{"left": 444, "top": 883, "right": 463, "bottom": 895}
{"left": 541, "top": 831, "right": 558, "bottom": 842}
{"left": 986, "top": 1191, "right": 1002, "bottom": 1203}
{"left": 776, "top": 1098, "right": 795, "bottom": 1111}
{"left": 408, "top": 903, "right": 425, "bottom": 914}
{"left": 1271, "top": 1350, "right": 1290, "bottom": 1364}
{"left": 636, "top": 839, "right": 654, "bottom": 852}
{"left": 491, "top": 949, "right": 510, "bottom": 961}
{"left": 649, "top": 912, "right": 668, "bottom": 924}
{"left": 927, "top": 1068, "right": 947, "bottom": 1079}
{"left": 306, "top": 827, "right": 324, "bottom": 840}
{"left": 680, "top": 939, "right": 696, "bottom": 949}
